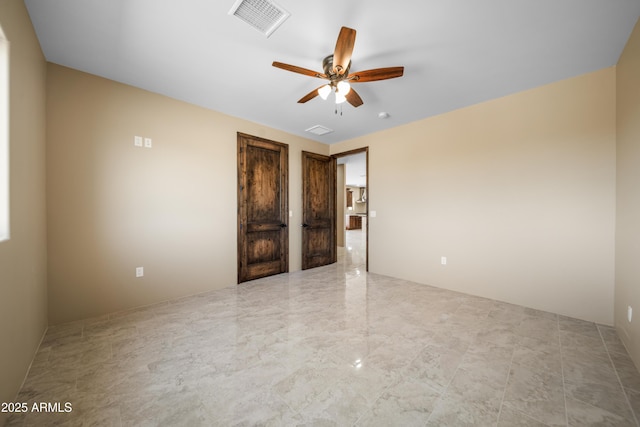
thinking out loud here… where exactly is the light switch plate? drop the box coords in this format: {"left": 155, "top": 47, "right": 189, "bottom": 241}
{"left": 134, "top": 136, "right": 143, "bottom": 147}
{"left": 369, "top": 211, "right": 376, "bottom": 218}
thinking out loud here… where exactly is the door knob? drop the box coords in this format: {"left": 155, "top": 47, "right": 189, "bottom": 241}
{"left": 301, "top": 223, "right": 310, "bottom": 228}
{"left": 279, "top": 223, "right": 287, "bottom": 228}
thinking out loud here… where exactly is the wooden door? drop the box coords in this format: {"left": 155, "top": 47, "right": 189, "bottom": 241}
{"left": 237, "top": 133, "right": 288, "bottom": 283}
{"left": 302, "top": 151, "right": 336, "bottom": 269}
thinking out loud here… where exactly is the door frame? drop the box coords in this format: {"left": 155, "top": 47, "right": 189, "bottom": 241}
{"left": 332, "top": 147, "right": 369, "bottom": 272}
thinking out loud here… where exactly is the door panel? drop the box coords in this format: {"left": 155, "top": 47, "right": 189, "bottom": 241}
{"left": 238, "top": 133, "right": 288, "bottom": 283}
{"left": 247, "top": 231, "right": 281, "bottom": 264}
{"left": 302, "top": 151, "right": 336, "bottom": 270}
{"left": 246, "top": 146, "right": 281, "bottom": 222}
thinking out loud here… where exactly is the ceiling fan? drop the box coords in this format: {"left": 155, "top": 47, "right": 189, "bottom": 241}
{"left": 272, "top": 26, "right": 404, "bottom": 108}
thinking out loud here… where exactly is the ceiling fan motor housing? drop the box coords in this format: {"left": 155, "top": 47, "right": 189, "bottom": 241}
{"left": 323, "top": 55, "right": 351, "bottom": 82}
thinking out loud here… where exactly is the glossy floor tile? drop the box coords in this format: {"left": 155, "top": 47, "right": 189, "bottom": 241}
{"left": 5, "top": 229, "right": 640, "bottom": 426}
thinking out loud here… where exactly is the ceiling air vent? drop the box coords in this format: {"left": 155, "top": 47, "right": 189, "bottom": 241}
{"left": 305, "top": 125, "right": 334, "bottom": 136}
{"left": 228, "top": 0, "right": 290, "bottom": 37}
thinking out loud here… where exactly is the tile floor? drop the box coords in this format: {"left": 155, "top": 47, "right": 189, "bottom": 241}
{"left": 5, "top": 228, "right": 640, "bottom": 426}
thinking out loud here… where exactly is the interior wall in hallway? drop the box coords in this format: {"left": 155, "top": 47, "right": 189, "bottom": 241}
{"left": 337, "top": 164, "right": 345, "bottom": 247}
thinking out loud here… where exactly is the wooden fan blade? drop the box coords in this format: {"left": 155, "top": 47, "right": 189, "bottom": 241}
{"left": 348, "top": 67, "right": 404, "bottom": 83}
{"left": 298, "top": 86, "right": 325, "bottom": 104}
{"left": 333, "top": 27, "right": 356, "bottom": 75}
{"left": 272, "top": 62, "right": 327, "bottom": 79}
{"left": 345, "top": 88, "right": 363, "bottom": 107}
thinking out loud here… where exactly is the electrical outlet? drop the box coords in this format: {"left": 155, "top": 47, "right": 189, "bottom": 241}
{"left": 144, "top": 137, "right": 152, "bottom": 148}
{"left": 136, "top": 267, "right": 144, "bottom": 278}
{"left": 441, "top": 257, "right": 447, "bottom": 265}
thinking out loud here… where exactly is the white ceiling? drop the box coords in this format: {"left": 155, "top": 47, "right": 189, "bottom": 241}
{"left": 24, "top": 0, "right": 640, "bottom": 145}
{"left": 337, "top": 152, "right": 367, "bottom": 187}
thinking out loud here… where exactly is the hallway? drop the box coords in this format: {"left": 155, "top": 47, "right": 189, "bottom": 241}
{"left": 338, "top": 218, "right": 367, "bottom": 272}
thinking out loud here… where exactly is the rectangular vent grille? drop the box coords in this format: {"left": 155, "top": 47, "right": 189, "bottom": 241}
{"left": 305, "top": 125, "right": 334, "bottom": 136}
{"left": 228, "top": 0, "right": 290, "bottom": 37}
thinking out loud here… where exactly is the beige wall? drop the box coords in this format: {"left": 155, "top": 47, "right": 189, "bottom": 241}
{"left": 47, "top": 64, "right": 327, "bottom": 324}
{"left": 616, "top": 19, "right": 640, "bottom": 368}
{"left": 331, "top": 67, "right": 617, "bottom": 325}
{"left": 0, "top": 0, "right": 48, "bottom": 422}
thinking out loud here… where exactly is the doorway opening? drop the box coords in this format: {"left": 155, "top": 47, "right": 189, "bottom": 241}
{"left": 334, "top": 148, "right": 368, "bottom": 272}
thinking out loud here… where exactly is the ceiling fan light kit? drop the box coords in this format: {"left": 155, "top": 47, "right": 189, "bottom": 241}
{"left": 318, "top": 85, "right": 332, "bottom": 100}
{"left": 272, "top": 26, "right": 404, "bottom": 110}
{"left": 336, "top": 81, "right": 351, "bottom": 95}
